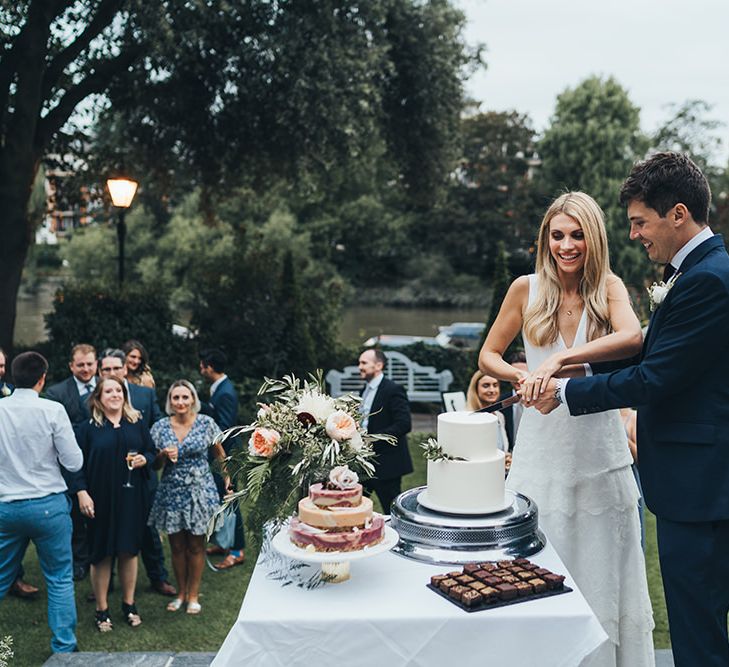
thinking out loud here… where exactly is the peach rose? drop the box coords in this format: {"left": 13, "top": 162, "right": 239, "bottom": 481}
{"left": 325, "top": 410, "right": 358, "bottom": 442}
{"left": 248, "top": 427, "right": 281, "bottom": 458}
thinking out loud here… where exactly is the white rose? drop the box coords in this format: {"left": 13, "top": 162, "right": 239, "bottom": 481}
{"left": 295, "top": 391, "right": 336, "bottom": 422}
{"left": 329, "top": 465, "right": 359, "bottom": 489}
{"left": 325, "top": 410, "right": 357, "bottom": 441}
{"left": 348, "top": 430, "right": 364, "bottom": 452}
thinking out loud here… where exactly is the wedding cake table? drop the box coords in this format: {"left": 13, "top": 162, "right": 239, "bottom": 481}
{"left": 212, "top": 534, "right": 607, "bottom": 666}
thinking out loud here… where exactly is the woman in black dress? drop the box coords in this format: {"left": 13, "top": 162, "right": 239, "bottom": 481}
{"left": 74, "top": 376, "right": 154, "bottom": 631}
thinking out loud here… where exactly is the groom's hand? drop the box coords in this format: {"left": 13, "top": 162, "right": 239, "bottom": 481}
{"left": 520, "top": 378, "right": 561, "bottom": 415}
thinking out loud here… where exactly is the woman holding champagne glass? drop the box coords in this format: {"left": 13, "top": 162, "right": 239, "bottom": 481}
{"left": 73, "top": 376, "right": 155, "bottom": 632}
{"left": 148, "top": 380, "right": 225, "bottom": 615}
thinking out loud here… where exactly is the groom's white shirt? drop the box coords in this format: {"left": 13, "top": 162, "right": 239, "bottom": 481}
{"left": 558, "top": 226, "right": 715, "bottom": 405}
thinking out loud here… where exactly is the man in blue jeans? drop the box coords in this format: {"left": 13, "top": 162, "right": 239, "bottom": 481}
{"left": 0, "top": 351, "right": 83, "bottom": 654}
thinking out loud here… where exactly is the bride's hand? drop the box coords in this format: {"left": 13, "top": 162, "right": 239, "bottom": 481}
{"left": 521, "top": 354, "right": 564, "bottom": 402}
{"left": 511, "top": 369, "right": 529, "bottom": 391}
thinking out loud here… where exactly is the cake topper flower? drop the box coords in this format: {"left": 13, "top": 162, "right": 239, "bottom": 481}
{"left": 329, "top": 465, "right": 359, "bottom": 489}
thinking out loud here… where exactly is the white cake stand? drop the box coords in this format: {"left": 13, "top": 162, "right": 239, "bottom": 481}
{"left": 271, "top": 525, "right": 400, "bottom": 583}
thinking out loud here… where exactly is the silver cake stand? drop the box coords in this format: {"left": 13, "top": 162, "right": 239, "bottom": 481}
{"left": 390, "top": 487, "right": 546, "bottom": 565}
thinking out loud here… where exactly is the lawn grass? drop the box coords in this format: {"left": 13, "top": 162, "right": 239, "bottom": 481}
{"left": 0, "top": 431, "right": 669, "bottom": 665}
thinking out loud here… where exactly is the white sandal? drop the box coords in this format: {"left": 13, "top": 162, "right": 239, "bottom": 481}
{"left": 166, "top": 598, "right": 184, "bottom": 612}
{"left": 186, "top": 601, "right": 202, "bottom": 615}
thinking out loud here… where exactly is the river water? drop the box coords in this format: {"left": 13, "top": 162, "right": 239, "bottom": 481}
{"left": 14, "top": 282, "right": 488, "bottom": 346}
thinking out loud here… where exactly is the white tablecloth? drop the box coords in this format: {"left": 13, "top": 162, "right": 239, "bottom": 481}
{"left": 213, "top": 539, "right": 607, "bottom": 667}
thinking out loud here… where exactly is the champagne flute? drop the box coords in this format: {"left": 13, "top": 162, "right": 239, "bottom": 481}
{"left": 124, "top": 449, "right": 138, "bottom": 488}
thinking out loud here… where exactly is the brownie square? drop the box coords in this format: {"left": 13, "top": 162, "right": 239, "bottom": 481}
{"left": 480, "top": 586, "right": 499, "bottom": 603}
{"left": 472, "top": 570, "right": 490, "bottom": 582}
{"left": 495, "top": 583, "right": 518, "bottom": 600}
{"left": 447, "top": 571, "right": 462, "bottom": 578}
{"left": 439, "top": 578, "right": 458, "bottom": 593}
{"left": 492, "top": 569, "right": 511, "bottom": 577}
{"left": 449, "top": 584, "right": 469, "bottom": 600}
{"left": 543, "top": 573, "right": 565, "bottom": 590}
{"left": 497, "top": 560, "right": 513, "bottom": 568}
{"left": 528, "top": 578, "right": 547, "bottom": 593}
{"left": 456, "top": 574, "right": 476, "bottom": 585}
{"left": 501, "top": 574, "right": 519, "bottom": 584}
{"left": 513, "top": 558, "right": 531, "bottom": 567}
{"left": 516, "top": 571, "right": 535, "bottom": 581}
{"left": 463, "top": 563, "right": 481, "bottom": 575}
{"left": 520, "top": 563, "right": 538, "bottom": 571}
{"left": 514, "top": 582, "right": 532, "bottom": 597}
{"left": 479, "top": 562, "right": 498, "bottom": 571}
{"left": 533, "top": 567, "right": 550, "bottom": 577}
{"left": 461, "top": 589, "right": 483, "bottom": 607}
{"left": 483, "top": 575, "right": 502, "bottom": 587}
{"left": 470, "top": 581, "right": 486, "bottom": 592}
{"left": 431, "top": 574, "right": 448, "bottom": 587}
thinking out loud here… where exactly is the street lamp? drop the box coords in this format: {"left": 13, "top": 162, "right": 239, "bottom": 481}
{"left": 106, "top": 177, "right": 138, "bottom": 286}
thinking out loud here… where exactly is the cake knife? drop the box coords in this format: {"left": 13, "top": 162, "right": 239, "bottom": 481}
{"left": 471, "top": 394, "right": 521, "bottom": 414}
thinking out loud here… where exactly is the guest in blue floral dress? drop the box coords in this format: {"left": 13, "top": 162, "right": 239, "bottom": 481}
{"left": 148, "top": 379, "right": 225, "bottom": 614}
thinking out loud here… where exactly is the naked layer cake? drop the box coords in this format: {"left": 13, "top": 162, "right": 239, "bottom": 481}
{"left": 289, "top": 465, "right": 385, "bottom": 552}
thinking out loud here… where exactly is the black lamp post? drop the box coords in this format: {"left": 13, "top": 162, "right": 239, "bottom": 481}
{"left": 106, "top": 178, "right": 138, "bottom": 286}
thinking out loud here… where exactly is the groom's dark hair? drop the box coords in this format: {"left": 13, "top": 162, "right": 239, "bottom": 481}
{"left": 619, "top": 152, "right": 710, "bottom": 224}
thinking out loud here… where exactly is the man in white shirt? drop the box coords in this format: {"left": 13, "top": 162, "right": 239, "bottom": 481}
{"left": 0, "top": 351, "right": 83, "bottom": 654}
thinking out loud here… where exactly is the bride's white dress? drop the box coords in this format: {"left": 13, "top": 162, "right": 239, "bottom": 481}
{"left": 506, "top": 274, "right": 655, "bottom": 667}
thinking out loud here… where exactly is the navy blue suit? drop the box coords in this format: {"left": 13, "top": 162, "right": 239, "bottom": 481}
{"left": 205, "top": 377, "right": 238, "bottom": 444}
{"left": 127, "top": 382, "right": 163, "bottom": 433}
{"left": 203, "top": 376, "right": 245, "bottom": 551}
{"left": 566, "top": 234, "right": 729, "bottom": 666}
{"left": 45, "top": 376, "right": 94, "bottom": 575}
{"left": 362, "top": 377, "right": 412, "bottom": 513}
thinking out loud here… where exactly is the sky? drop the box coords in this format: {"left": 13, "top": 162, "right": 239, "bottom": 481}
{"left": 456, "top": 0, "right": 729, "bottom": 165}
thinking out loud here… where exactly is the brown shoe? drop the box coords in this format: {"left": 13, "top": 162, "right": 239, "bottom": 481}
{"left": 215, "top": 553, "right": 245, "bottom": 570}
{"left": 206, "top": 544, "right": 227, "bottom": 556}
{"left": 9, "top": 579, "right": 39, "bottom": 599}
{"left": 152, "top": 580, "right": 177, "bottom": 597}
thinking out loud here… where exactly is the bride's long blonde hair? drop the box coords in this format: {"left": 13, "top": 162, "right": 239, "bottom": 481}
{"left": 522, "top": 192, "right": 612, "bottom": 347}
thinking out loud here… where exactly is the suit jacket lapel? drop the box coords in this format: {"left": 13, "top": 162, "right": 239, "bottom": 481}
{"left": 643, "top": 234, "right": 724, "bottom": 353}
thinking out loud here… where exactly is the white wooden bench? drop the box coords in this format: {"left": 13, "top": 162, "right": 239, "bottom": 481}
{"left": 325, "top": 351, "right": 454, "bottom": 403}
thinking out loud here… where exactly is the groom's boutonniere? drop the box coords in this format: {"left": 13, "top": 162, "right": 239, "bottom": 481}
{"left": 1, "top": 384, "right": 11, "bottom": 397}
{"left": 647, "top": 273, "right": 681, "bottom": 312}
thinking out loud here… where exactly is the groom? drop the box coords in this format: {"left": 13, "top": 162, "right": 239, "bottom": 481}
{"left": 527, "top": 152, "right": 729, "bottom": 667}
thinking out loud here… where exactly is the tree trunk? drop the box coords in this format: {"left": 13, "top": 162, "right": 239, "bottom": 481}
{"left": 0, "top": 167, "right": 35, "bottom": 355}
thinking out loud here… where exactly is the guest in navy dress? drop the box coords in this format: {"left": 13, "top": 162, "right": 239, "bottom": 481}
{"left": 73, "top": 377, "right": 154, "bottom": 632}
{"left": 148, "top": 380, "right": 225, "bottom": 615}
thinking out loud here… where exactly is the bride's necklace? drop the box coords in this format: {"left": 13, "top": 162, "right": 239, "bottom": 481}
{"left": 561, "top": 297, "right": 583, "bottom": 317}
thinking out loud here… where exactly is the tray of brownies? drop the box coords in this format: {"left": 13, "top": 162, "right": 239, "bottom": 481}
{"left": 428, "top": 557, "right": 571, "bottom": 612}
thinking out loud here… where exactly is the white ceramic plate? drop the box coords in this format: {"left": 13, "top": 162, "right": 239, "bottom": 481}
{"left": 416, "top": 490, "right": 512, "bottom": 515}
{"left": 271, "top": 524, "right": 400, "bottom": 563}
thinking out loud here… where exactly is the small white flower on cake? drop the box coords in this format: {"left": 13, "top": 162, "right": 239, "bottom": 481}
{"left": 325, "top": 410, "right": 357, "bottom": 441}
{"left": 295, "top": 391, "right": 336, "bottom": 422}
{"left": 329, "top": 465, "right": 359, "bottom": 489}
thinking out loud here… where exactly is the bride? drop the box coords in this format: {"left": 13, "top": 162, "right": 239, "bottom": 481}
{"left": 479, "top": 192, "right": 654, "bottom": 666}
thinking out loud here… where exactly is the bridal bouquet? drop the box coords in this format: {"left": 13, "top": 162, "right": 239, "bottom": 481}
{"left": 211, "top": 372, "right": 388, "bottom": 541}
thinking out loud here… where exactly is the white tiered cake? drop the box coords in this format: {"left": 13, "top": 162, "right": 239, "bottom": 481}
{"left": 419, "top": 411, "right": 507, "bottom": 514}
